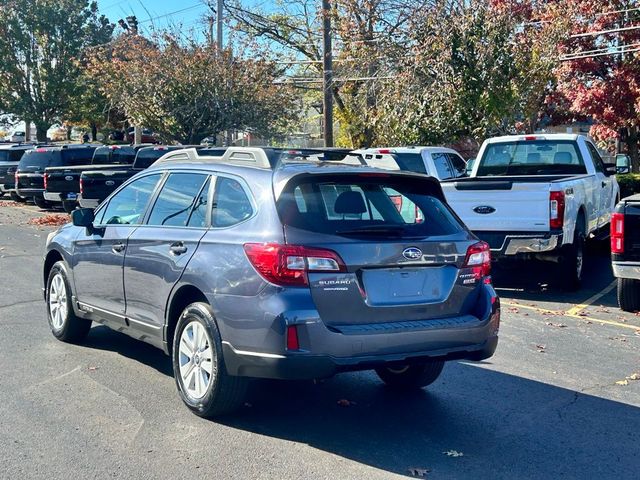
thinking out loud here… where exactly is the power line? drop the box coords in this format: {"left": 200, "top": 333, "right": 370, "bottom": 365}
{"left": 138, "top": 3, "right": 205, "bottom": 25}
{"left": 571, "top": 24, "right": 640, "bottom": 38}
{"left": 560, "top": 44, "right": 640, "bottom": 61}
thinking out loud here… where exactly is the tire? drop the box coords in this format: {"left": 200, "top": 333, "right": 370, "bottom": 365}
{"left": 34, "top": 196, "right": 52, "bottom": 210}
{"left": 172, "top": 302, "right": 248, "bottom": 417}
{"left": 617, "top": 278, "right": 640, "bottom": 312}
{"left": 46, "top": 261, "right": 91, "bottom": 343}
{"left": 0, "top": 191, "right": 4, "bottom": 198}
{"left": 375, "top": 360, "right": 445, "bottom": 390}
{"left": 62, "top": 200, "right": 77, "bottom": 213}
{"left": 10, "top": 191, "right": 25, "bottom": 202}
{"left": 559, "top": 224, "right": 585, "bottom": 291}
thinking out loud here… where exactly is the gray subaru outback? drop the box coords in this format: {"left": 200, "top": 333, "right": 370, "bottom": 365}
{"left": 43, "top": 147, "right": 500, "bottom": 417}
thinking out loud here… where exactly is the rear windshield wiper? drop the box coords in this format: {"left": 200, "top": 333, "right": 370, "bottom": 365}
{"left": 337, "top": 225, "right": 407, "bottom": 236}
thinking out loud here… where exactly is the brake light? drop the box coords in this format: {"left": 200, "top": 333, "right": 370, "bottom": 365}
{"left": 243, "top": 243, "right": 346, "bottom": 287}
{"left": 43, "top": 173, "right": 48, "bottom": 190}
{"left": 36, "top": 148, "right": 47, "bottom": 152}
{"left": 550, "top": 191, "right": 565, "bottom": 229}
{"left": 79, "top": 177, "right": 83, "bottom": 195}
{"left": 378, "top": 149, "right": 394, "bottom": 154}
{"left": 463, "top": 241, "right": 491, "bottom": 280}
{"left": 14, "top": 170, "right": 19, "bottom": 186}
{"left": 611, "top": 212, "right": 624, "bottom": 254}
{"left": 524, "top": 136, "right": 537, "bottom": 141}
{"left": 286, "top": 325, "right": 300, "bottom": 350}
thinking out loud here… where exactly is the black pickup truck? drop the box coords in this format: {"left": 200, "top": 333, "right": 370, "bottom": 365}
{"left": 15, "top": 145, "right": 99, "bottom": 208}
{"left": 611, "top": 195, "right": 640, "bottom": 311}
{"left": 0, "top": 144, "right": 36, "bottom": 201}
{"left": 44, "top": 144, "right": 151, "bottom": 212}
{"left": 78, "top": 145, "right": 214, "bottom": 208}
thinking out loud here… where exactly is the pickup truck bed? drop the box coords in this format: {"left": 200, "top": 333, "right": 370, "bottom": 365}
{"left": 611, "top": 195, "right": 640, "bottom": 311}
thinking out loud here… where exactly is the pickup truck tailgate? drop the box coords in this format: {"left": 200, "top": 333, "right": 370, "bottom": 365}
{"left": 444, "top": 179, "right": 550, "bottom": 232}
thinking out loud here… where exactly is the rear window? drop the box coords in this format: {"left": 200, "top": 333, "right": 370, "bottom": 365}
{"left": 135, "top": 148, "right": 172, "bottom": 169}
{"left": 19, "top": 150, "right": 61, "bottom": 168}
{"left": 278, "top": 176, "right": 462, "bottom": 238}
{"left": 61, "top": 148, "right": 97, "bottom": 166}
{"left": 0, "top": 150, "right": 27, "bottom": 162}
{"left": 92, "top": 148, "right": 136, "bottom": 165}
{"left": 477, "top": 140, "right": 586, "bottom": 176}
{"left": 361, "top": 153, "right": 427, "bottom": 174}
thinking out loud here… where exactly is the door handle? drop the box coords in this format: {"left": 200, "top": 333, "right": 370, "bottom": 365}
{"left": 170, "top": 242, "right": 188, "bottom": 255}
{"left": 602, "top": 181, "right": 607, "bottom": 188}
{"left": 112, "top": 242, "right": 126, "bottom": 253}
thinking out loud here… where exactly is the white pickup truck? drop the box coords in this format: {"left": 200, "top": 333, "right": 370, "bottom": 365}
{"left": 442, "top": 134, "right": 620, "bottom": 289}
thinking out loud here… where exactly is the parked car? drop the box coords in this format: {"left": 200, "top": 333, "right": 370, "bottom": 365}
{"left": 43, "top": 146, "right": 500, "bottom": 417}
{"left": 0, "top": 144, "right": 36, "bottom": 201}
{"left": 44, "top": 145, "right": 151, "bottom": 212}
{"left": 15, "top": 145, "right": 99, "bottom": 209}
{"left": 611, "top": 195, "right": 640, "bottom": 311}
{"left": 441, "top": 134, "right": 620, "bottom": 290}
{"left": 108, "top": 130, "right": 125, "bottom": 142}
{"left": 10, "top": 131, "right": 26, "bottom": 143}
{"left": 78, "top": 145, "right": 218, "bottom": 209}
{"left": 125, "top": 127, "right": 158, "bottom": 144}
{"left": 353, "top": 147, "right": 468, "bottom": 180}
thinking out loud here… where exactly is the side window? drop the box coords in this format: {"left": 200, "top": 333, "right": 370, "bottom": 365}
{"left": 447, "top": 153, "right": 467, "bottom": 177}
{"left": 187, "top": 177, "right": 211, "bottom": 228}
{"left": 432, "top": 153, "right": 454, "bottom": 179}
{"left": 587, "top": 143, "right": 605, "bottom": 173}
{"left": 98, "top": 173, "right": 162, "bottom": 225}
{"left": 147, "top": 173, "right": 208, "bottom": 227}
{"left": 211, "top": 177, "right": 254, "bottom": 228}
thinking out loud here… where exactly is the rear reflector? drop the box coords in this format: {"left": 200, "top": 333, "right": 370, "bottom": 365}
{"left": 244, "top": 243, "right": 346, "bottom": 287}
{"left": 286, "top": 325, "right": 300, "bottom": 350}
{"left": 463, "top": 241, "right": 491, "bottom": 280}
{"left": 611, "top": 212, "right": 624, "bottom": 254}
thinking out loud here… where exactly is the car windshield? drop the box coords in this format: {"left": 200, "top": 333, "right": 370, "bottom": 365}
{"left": 477, "top": 140, "right": 586, "bottom": 176}
{"left": 277, "top": 175, "right": 462, "bottom": 238}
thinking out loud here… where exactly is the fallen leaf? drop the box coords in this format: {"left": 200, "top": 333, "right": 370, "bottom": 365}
{"left": 546, "top": 322, "right": 567, "bottom": 328}
{"left": 626, "top": 373, "right": 640, "bottom": 381}
{"left": 27, "top": 214, "right": 70, "bottom": 226}
{"left": 443, "top": 450, "right": 464, "bottom": 457}
{"left": 535, "top": 344, "right": 546, "bottom": 353}
{"left": 408, "top": 467, "right": 430, "bottom": 478}
{"left": 615, "top": 379, "right": 629, "bottom": 386}
{"left": 577, "top": 312, "right": 589, "bottom": 317}
{"left": 88, "top": 366, "right": 98, "bottom": 371}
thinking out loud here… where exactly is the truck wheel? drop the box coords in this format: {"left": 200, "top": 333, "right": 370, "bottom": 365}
{"left": 46, "top": 261, "right": 92, "bottom": 343}
{"left": 10, "top": 191, "right": 25, "bottom": 202}
{"left": 33, "top": 196, "right": 52, "bottom": 210}
{"left": 172, "top": 302, "right": 248, "bottom": 417}
{"left": 375, "top": 360, "right": 445, "bottom": 390}
{"left": 617, "top": 278, "right": 640, "bottom": 312}
{"left": 62, "top": 200, "right": 77, "bottom": 213}
{"left": 560, "top": 227, "right": 585, "bottom": 291}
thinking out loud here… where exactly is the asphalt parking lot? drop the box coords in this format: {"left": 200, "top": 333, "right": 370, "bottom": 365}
{"left": 1, "top": 203, "right": 639, "bottom": 480}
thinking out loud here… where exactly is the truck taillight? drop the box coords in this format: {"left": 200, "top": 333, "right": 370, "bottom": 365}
{"left": 243, "top": 243, "right": 346, "bottom": 287}
{"left": 611, "top": 212, "right": 624, "bottom": 254}
{"left": 43, "top": 173, "right": 48, "bottom": 190}
{"left": 463, "top": 241, "right": 491, "bottom": 280}
{"left": 550, "top": 191, "right": 565, "bottom": 229}
{"left": 79, "top": 177, "right": 83, "bottom": 195}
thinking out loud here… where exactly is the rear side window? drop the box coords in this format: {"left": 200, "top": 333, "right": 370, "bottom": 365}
{"left": 147, "top": 173, "right": 209, "bottom": 227}
{"left": 211, "top": 177, "right": 254, "bottom": 228}
{"left": 447, "top": 153, "right": 467, "bottom": 177}
{"left": 477, "top": 140, "right": 586, "bottom": 176}
{"left": 432, "top": 153, "right": 455, "bottom": 179}
{"left": 278, "top": 177, "right": 462, "bottom": 238}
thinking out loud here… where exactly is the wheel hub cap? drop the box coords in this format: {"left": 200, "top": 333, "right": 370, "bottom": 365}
{"left": 178, "top": 321, "right": 215, "bottom": 400}
{"left": 48, "top": 273, "right": 67, "bottom": 330}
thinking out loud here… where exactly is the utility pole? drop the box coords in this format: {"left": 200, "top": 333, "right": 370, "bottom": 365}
{"left": 217, "top": 0, "right": 223, "bottom": 48}
{"left": 321, "top": 0, "right": 334, "bottom": 147}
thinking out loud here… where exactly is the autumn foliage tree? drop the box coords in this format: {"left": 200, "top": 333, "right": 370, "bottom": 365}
{"left": 86, "top": 34, "right": 299, "bottom": 145}
{"left": 555, "top": 0, "right": 640, "bottom": 170}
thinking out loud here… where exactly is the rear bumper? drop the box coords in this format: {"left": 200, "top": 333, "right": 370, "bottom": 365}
{"left": 0, "top": 183, "right": 15, "bottom": 193}
{"left": 78, "top": 195, "right": 100, "bottom": 209}
{"left": 43, "top": 191, "right": 77, "bottom": 203}
{"left": 612, "top": 262, "right": 640, "bottom": 280}
{"left": 16, "top": 187, "right": 43, "bottom": 199}
{"left": 222, "top": 292, "right": 500, "bottom": 380}
{"left": 477, "top": 231, "right": 562, "bottom": 257}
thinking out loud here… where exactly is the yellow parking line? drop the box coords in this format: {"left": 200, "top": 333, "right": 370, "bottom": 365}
{"left": 503, "top": 302, "right": 560, "bottom": 315}
{"left": 565, "top": 313, "right": 640, "bottom": 331}
{"left": 565, "top": 280, "right": 617, "bottom": 316}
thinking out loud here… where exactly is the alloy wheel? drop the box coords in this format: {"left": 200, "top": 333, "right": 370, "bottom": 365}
{"left": 49, "top": 273, "right": 67, "bottom": 330}
{"left": 178, "top": 321, "right": 215, "bottom": 400}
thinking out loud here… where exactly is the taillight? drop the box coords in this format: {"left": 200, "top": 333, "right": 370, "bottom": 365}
{"left": 43, "top": 173, "right": 48, "bottom": 190}
{"left": 550, "top": 191, "right": 565, "bottom": 229}
{"left": 243, "top": 243, "right": 346, "bottom": 287}
{"left": 79, "top": 177, "right": 83, "bottom": 195}
{"left": 14, "top": 170, "right": 19, "bottom": 186}
{"left": 463, "top": 241, "right": 491, "bottom": 280}
{"left": 611, "top": 212, "right": 624, "bottom": 254}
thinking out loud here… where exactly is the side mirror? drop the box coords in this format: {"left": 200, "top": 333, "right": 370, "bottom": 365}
{"left": 71, "top": 208, "right": 95, "bottom": 228}
{"left": 617, "top": 166, "right": 630, "bottom": 174}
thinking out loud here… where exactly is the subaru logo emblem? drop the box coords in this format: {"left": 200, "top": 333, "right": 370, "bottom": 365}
{"left": 473, "top": 205, "right": 496, "bottom": 214}
{"left": 402, "top": 247, "right": 423, "bottom": 260}
{"left": 65, "top": 175, "right": 74, "bottom": 181}
{"left": 105, "top": 180, "right": 115, "bottom": 186}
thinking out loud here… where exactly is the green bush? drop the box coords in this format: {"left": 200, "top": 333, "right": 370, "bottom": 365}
{"left": 616, "top": 174, "right": 640, "bottom": 199}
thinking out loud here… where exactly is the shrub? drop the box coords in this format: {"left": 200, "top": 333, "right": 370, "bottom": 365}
{"left": 616, "top": 174, "right": 640, "bottom": 199}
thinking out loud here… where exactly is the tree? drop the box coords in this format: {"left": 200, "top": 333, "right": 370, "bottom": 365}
{"left": 0, "top": 0, "right": 113, "bottom": 141}
{"left": 555, "top": 0, "right": 640, "bottom": 170}
{"left": 87, "top": 34, "right": 299, "bottom": 144}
